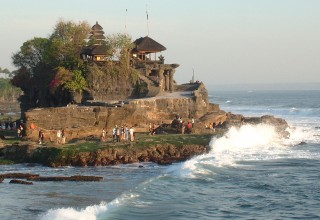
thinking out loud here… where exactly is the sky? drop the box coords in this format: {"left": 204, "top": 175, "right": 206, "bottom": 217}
{"left": 1, "top": 0, "right": 320, "bottom": 87}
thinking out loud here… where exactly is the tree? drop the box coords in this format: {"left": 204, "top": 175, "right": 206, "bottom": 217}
{"left": 1, "top": 68, "right": 10, "bottom": 74}
{"left": 105, "top": 33, "right": 132, "bottom": 61}
{"left": 49, "top": 19, "right": 91, "bottom": 70}
{"left": 12, "top": 37, "right": 50, "bottom": 75}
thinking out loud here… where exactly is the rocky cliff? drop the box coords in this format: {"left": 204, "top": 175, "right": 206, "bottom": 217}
{"left": 24, "top": 82, "right": 220, "bottom": 142}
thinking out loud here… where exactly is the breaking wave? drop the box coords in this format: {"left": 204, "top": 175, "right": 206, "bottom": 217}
{"left": 167, "top": 123, "right": 320, "bottom": 178}
{"left": 38, "top": 193, "right": 139, "bottom": 220}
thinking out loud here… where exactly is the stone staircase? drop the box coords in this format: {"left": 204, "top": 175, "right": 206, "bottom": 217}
{"left": 138, "top": 74, "right": 161, "bottom": 97}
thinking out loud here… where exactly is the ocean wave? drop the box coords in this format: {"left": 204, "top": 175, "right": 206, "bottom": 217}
{"left": 38, "top": 193, "right": 139, "bottom": 220}
{"left": 166, "top": 123, "right": 320, "bottom": 179}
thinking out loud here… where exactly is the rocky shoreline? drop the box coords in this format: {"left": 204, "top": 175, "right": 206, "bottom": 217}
{"left": 0, "top": 82, "right": 290, "bottom": 169}
{"left": 0, "top": 140, "right": 210, "bottom": 167}
{"left": 0, "top": 113, "right": 289, "bottom": 168}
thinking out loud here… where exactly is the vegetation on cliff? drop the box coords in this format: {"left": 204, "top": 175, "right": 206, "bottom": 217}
{"left": 10, "top": 19, "right": 143, "bottom": 110}
{"left": 0, "top": 78, "right": 21, "bottom": 102}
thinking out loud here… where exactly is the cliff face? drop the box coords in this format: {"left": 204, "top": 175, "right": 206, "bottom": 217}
{"left": 24, "top": 83, "right": 217, "bottom": 141}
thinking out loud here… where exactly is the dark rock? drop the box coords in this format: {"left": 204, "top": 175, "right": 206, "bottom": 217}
{"left": 9, "top": 179, "right": 33, "bottom": 185}
{"left": 0, "top": 173, "right": 39, "bottom": 179}
{"left": 298, "top": 141, "right": 307, "bottom": 145}
{"left": 27, "top": 175, "right": 103, "bottom": 182}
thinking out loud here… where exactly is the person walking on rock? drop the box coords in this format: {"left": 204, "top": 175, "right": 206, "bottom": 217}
{"left": 116, "top": 126, "right": 121, "bottom": 142}
{"left": 112, "top": 126, "right": 117, "bottom": 142}
{"left": 125, "top": 126, "right": 129, "bottom": 142}
{"left": 101, "top": 128, "right": 106, "bottom": 142}
{"left": 38, "top": 130, "right": 44, "bottom": 144}
{"left": 129, "top": 127, "right": 134, "bottom": 141}
{"left": 61, "top": 129, "right": 66, "bottom": 144}
{"left": 56, "top": 129, "right": 62, "bottom": 144}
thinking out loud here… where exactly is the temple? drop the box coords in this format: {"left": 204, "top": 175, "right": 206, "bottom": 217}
{"left": 81, "top": 21, "right": 179, "bottom": 94}
{"left": 80, "top": 22, "right": 108, "bottom": 62}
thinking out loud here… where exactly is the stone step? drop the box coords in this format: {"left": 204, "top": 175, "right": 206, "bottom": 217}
{"left": 138, "top": 75, "right": 160, "bottom": 97}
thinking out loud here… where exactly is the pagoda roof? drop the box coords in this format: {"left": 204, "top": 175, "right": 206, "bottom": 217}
{"left": 91, "top": 21, "right": 103, "bottom": 31}
{"left": 132, "top": 36, "right": 166, "bottom": 53}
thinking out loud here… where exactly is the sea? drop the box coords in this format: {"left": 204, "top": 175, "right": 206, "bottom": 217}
{"left": 1, "top": 89, "right": 320, "bottom": 220}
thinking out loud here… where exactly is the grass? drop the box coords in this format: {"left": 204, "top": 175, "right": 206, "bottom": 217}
{"left": 0, "top": 129, "right": 22, "bottom": 145}
{"left": 63, "top": 141, "right": 110, "bottom": 152}
{"left": 1, "top": 129, "right": 221, "bottom": 156}
{"left": 59, "top": 132, "right": 216, "bottom": 152}
{"left": 0, "top": 159, "right": 16, "bottom": 165}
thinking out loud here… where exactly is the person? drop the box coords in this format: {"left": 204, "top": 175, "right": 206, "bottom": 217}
{"left": 121, "top": 126, "right": 125, "bottom": 140}
{"left": 116, "top": 126, "right": 121, "bottom": 142}
{"left": 38, "top": 130, "right": 44, "bottom": 144}
{"left": 125, "top": 126, "right": 129, "bottom": 142}
{"left": 56, "top": 129, "right": 62, "bottom": 144}
{"left": 129, "top": 127, "right": 134, "bottom": 141}
{"left": 61, "top": 129, "right": 66, "bottom": 144}
{"left": 186, "top": 122, "right": 192, "bottom": 134}
{"left": 149, "top": 123, "right": 153, "bottom": 135}
{"left": 181, "top": 121, "right": 185, "bottom": 134}
{"left": 191, "top": 117, "right": 195, "bottom": 128}
{"left": 112, "top": 126, "right": 117, "bottom": 142}
{"left": 101, "top": 128, "right": 106, "bottom": 142}
{"left": 151, "top": 123, "right": 156, "bottom": 135}
{"left": 17, "top": 124, "right": 23, "bottom": 138}
{"left": 17, "top": 126, "right": 21, "bottom": 137}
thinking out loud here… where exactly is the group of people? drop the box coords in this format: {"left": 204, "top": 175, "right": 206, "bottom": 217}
{"left": 0, "top": 121, "right": 17, "bottom": 130}
{"left": 110, "top": 125, "right": 135, "bottom": 142}
{"left": 176, "top": 115, "right": 194, "bottom": 134}
{"left": 180, "top": 121, "right": 193, "bottom": 134}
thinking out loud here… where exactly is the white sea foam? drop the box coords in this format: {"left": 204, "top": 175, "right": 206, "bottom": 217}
{"left": 39, "top": 202, "right": 107, "bottom": 220}
{"left": 38, "top": 193, "right": 139, "bottom": 220}
{"left": 209, "top": 124, "right": 284, "bottom": 166}
{"left": 167, "top": 123, "right": 320, "bottom": 178}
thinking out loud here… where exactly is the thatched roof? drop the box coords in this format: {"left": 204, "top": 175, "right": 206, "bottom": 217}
{"left": 80, "top": 45, "right": 107, "bottom": 55}
{"left": 132, "top": 36, "right": 166, "bottom": 53}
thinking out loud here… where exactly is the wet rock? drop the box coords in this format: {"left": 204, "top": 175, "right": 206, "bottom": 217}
{"left": 0, "top": 173, "right": 39, "bottom": 179}
{"left": 9, "top": 179, "right": 33, "bottom": 185}
{"left": 27, "top": 175, "right": 103, "bottom": 182}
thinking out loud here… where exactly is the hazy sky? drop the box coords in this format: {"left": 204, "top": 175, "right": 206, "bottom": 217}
{"left": 1, "top": 0, "right": 319, "bottom": 86}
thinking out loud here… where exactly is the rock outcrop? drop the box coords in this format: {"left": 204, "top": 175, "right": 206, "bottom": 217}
{"left": 24, "top": 82, "right": 218, "bottom": 142}
{"left": 0, "top": 143, "right": 209, "bottom": 167}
